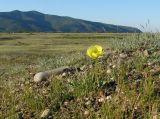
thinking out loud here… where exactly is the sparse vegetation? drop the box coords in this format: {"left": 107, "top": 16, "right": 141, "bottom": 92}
{"left": 0, "top": 33, "right": 160, "bottom": 119}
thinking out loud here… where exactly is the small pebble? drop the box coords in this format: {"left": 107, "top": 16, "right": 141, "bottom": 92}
{"left": 61, "top": 72, "right": 67, "bottom": 77}
{"left": 85, "top": 97, "right": 89, "bottom": 101}
{"left": 80, "top": 65, "right": 87, "bottom": 71}
{"left": 147, "top": 62, "right": 152, "bottom": 66}
{"left": 40, "top": 109, "right": 50, "bottom": 119}
{"left": 42, "top": 89, "right": 48, "bottom": 95}
{"left": 34, "top": 72, "right": 48, "bottom": 83}
{"left": 107, "top": 69, "right": 111, "bottom": 74}
{"left": 85, "top": 100, "right": 91, "bottom": 106}
{"left": 109, "top": 63, "right": 112, "bottom": 67}
{"left": 119, "top": 53, "right": 127, "bottom": 59}
{"left": 84, "top": 110, "right": 90, "bottom": 117}
{"left": 143, "top": 50, "right": 149, "bottom": 56}
{"left": 98, "top": 97, "right": 105, "bottom": 103}
{"left": 106, "top": 96, "right": 112, "bottom": 100}
{"left": 64, "top": 101, "right": 69, "bottom": 107}
{"left": 112, "top": 65, "right": 116, "bottom": 68}
{"left": 89, "top": 65, "right": 93, "bottom": 69}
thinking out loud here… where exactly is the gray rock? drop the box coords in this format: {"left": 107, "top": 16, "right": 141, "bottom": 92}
{"left": 34, "top": 72, "right": 49, "bottom": 83}
{"left": 34, "top": 66, "right": 70, "bottom": 83}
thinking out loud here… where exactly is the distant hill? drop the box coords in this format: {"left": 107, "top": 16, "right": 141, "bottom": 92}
{"left": 0, "top": 10, "right": 141, "bottom": 33}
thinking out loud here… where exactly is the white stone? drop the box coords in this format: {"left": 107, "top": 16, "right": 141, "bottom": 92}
{"left": 34, "top": 72, "right": 49, "bottom": 83}
{"left": 112, "top": 65, "right": 116, "bottom": 68}
{"left": 107, "top": 69, "right": 111, "bottom": 74}
{"left": 119, "top": 53, "right": 127, "bottom": 58}
{"left": 34, "top": 66, "right": 69, "bottom": 83}
{"left": 80, "top": 65, "right": 86, "bottom": 71}
{"left": 98, "top": 97, "right": 105, "bottom": 102}
{"left": 85, "top": 100, "right": 91, "bottom": 105}
{"left": 143, "top": 50, "right": 149, "bottom": 56}
{"left": 106, "top": 96, "right": 112, "bottom": 100}
{"left": 40, "top": 109, "right": 50, "bottom": 119}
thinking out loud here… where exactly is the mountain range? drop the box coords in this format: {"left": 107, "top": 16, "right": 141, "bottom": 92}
{"left": 0, "top": 10, "right": 141, "bottom": 33}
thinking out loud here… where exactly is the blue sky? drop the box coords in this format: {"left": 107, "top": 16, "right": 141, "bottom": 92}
{"left": 0, "top": 0, "right": 160, "bottom": 31}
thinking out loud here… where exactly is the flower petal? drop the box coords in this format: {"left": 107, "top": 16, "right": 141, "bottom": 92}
{"left": 94, "top": 45, "right": 102, "bottom": 55}
{"left": 86, "top": 45, "right": 103, "bottom": 59}
{"left": 91, "top": 52, "right": 98, "bottom": 59}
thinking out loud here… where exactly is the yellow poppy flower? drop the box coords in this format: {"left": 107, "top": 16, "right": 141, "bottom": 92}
{"left": 87, "top": 45, "right": 103, "bottom": 59}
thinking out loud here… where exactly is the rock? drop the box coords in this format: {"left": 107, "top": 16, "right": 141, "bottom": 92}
{"left": 119, "top": 53, "right": 127, "bottom": 59}
{"left": 89, "top": 65, "right": 93, "bottom": 69}
{"left": 106, "top": 96, "right": 112, "bottom": 101}
{"left": 85, "top": 100, "right": 91, "bottom": 106}
{"left": 107, "top": 69, "right": 111, "bottom": 74}
{"left": 34, "top": 66, "right": 70, "bottom": 83}
{"left": 34, "top": 72, "right": 49, "bottom": 83}
{"left": 98, "top": 97, "right": 105, "bottom": 103}
{"left": 63, "top": 101, "right": 69, "bottom": 107}
{"left": 48, "top": 115, "right": 53, "bottom": 119}
{"left": 61, "top": 72, "right": 67, "bottom": 77}
{"left": 84, "top": 110, "right": 90, "bottom": 117}
{"left": 143, "top": 50, "right": 149, "bottom": 57}
{"left": 80, "top": 65, "right": 87, "bottom": 71}
{"left": 147, "top": 62, "right": 153, "bottom": 66}
{"left": 40, "top": 109, "right": 50, "bottom": 119}
{"left": 84, "top": 97, "right": 89, "bottom": 101}
{"left": 112, "top": 65, "right": 116, "bottom": 69}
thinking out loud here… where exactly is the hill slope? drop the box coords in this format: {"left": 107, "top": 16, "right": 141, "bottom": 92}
{"left": 0, "top": 10, "right": 141, "bottom": 32}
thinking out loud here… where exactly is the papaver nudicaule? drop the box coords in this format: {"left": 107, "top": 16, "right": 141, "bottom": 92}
{"left": 86, "top": 45, "right": 103, "bottom": 59}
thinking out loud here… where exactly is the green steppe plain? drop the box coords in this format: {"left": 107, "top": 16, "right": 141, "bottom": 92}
{"left": 0, "top": 33, "right": 160, "bottom": 119}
